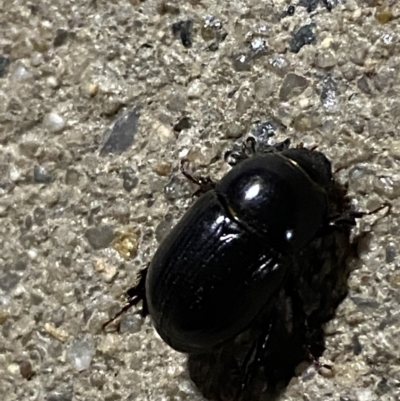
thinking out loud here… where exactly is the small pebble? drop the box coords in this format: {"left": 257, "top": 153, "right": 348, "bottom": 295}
{"left": 187, "top": 79, "right": 207, "bottom": 99}
{"left": 0, "top": 310, "right": 9, "bottom": 324}
{"left": 0, "top": 54, "right": 10, "bottom": 77}
{"left": 121, "top": 167, "right": 139, "bottom": 192}
{"left": 154, "top": 162, "right": 172, "bottom": 176}
{"left": 113, "top": 228, "right": 139, "bottom": 259}
{"left": 101, "top": 108, "right": 140, "bottom": 155}
{"left": 7, "top": 363, "right": 20, "bottom": 375}
{"left": 93, "top": 258, "right": 117, "bottom": 282}
{"left": 53, "top": 29, "right": 69, "bottom": 47}
{"left": 172, "top": 19, "right": 193, "bottom": 48}
{"left": 390, "top": 271, "right": 400, "bottom": 288}
{"left": 158, "top": 1, "right": 180, "bottom": 15}
{"left": 66, "top": 337, "right": 95, "bottom": 371}
{"left": 287, "top": 5, "right": 295, "bottom": 16}
{"left": 226, "top": 122, "right": 245, "bottom": 139}
{"left": 85, "top": 225, "right": 115, "bottom": 250}
{"left": 12, "top": 64, "right": 32, "bottom": 82}
{"left": 232, "top": 52, "right": 252, "bottom": 72}
{"left": 43, "top": 112, "right": 66, "bottom": 133}
{"left": 314, "top": 51, "right": 337, "bottom": 69}
{"left": 155, "top": 122, "right": 175, "bottom": 143}
{"left": 120, "top": 313, "right": 143, "bottom": 334}
{"left": 321, "top": 75, "right": 340, "bottom": 113}
{"left": 47, "top": 76, "right": 59, "bottom": 89}
{"left": 389, "top": 140, "right": 400, "bottom": 160}
{"left": 269, "top": 55, "right": 290, "bottom": 77}
{"left": 65, "top": 169, "right": 80, "bottom": 185}
{"left": 254, "top": 77, "right": 275, "bottom": 100}
{"left": 46, "top": 384, "right": 74, "bottom": 401}
{"left": 164, "top": 176, "right": 185, "bottom": 201}
{"left": 97, "top": 333, "right": 121, "bottom": 354}
{"left": 19, "top": 141, "right": 40, "bottom": 158}
{"left": 83, "top": 82, "right": 99, "bottom": 97}
{"left": 279, "top": 73, "right": 309, "bottom": 101}
{"left": 319, "top": 365, "right": 335, "bottom": 378}
{"left": 0, "top": 272, "right": 21, "bottom": 292}
{"left": 375, "top": 6, "right": 394, "bottom": 24}
{"left": 173, "top": 116, "right": 191, "bottom": 132}
{"left": 289, "top": 24, "right": 317, "bottom": 53}
{"left": 20, "top": 360, "right": 34, "bottom": 380}
{"left": 44, "top": 322, "right": 69, "bottom": 342}
{"left": 33, "top": 165, "right": 53, "bottom": 184}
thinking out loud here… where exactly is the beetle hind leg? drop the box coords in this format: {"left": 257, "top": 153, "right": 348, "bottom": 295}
{"left": 102, "top": 267, "right": 148, "bottom": 329}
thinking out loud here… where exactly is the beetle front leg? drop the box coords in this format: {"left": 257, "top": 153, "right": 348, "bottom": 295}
{"left": 180, "top": 159, "right": 216, "bottom": 196}
{"left": 102, "top": 267, "right": 148, "bottom": 329}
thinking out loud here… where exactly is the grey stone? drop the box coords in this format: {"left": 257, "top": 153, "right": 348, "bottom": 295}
{"left": 85, "top": 226, "right": 114, "bottom": 250}
{"left": 46, "top": 384, "right": 74, "bottom": 401}
{"left": 121, "top": 167, "right": 139, "bottom": 192}
{"left": 320, "top": 75, "right": 340, "bottom": 113}
{"left": 0, "top": 55, "right": 10, "bottom": 78}
{"left": 279, "top": 73, "right": 309, "bottom": 101}
{"left": 314, "top": 51, "right": 337, "bottom": 69}
{"left": 65, "top": 169, "right": 80, "bottom": 185}
{"left": 289, "top": 24, "right": 317, "bottom": 53}
{"left": 53, "top": 29, "right": 69, "bottom": 47}
{"left": 0, "top": 271, "right": 21, "bottom": 292}
{"left": 163, "top": 176, "right": 185, "bottom": 201}
{"left": 100, "top": 108, "right": 141, "bottom": 155}
{"left": 385, "top": 243, "right": 396, "bottom": 263}
{"left": 269, "top": 55, "right": 290, "bottom": 77}
{"left": 120, "top": 314, "right": 143, "bottom": 334}
{"left": 33, "top": 165, "right": 53, "bottom": 184}
{"left": 172, "top": 19, "right": 193, "bottom": 48}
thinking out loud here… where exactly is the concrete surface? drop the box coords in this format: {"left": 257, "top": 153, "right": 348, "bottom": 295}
{"left": 0, "top": 0, "right": 400, "bottom": 400}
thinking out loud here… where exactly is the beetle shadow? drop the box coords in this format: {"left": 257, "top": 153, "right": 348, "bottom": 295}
{"left": 187, "top": 181, "right": 363, "bottom": 401}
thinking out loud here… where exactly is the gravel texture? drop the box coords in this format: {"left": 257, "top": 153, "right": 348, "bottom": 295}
{"left": 1, "top": 1, "right": 400, "bottom": 400}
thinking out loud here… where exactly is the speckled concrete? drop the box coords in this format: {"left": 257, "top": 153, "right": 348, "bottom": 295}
{"left": 1, "top": 1, "right": 400, "bottom": 400}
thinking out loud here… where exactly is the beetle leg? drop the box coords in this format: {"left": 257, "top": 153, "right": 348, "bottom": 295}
{"left": 329, "top": 202, "right": 391, "bottom": 228}
{"left": 102, "top": 267, "right": 148, "bottom": 329}
{"left": 271, "top": 137, "right": 291, "bottom": 152}
{"left": 254, "top": 137, "right": 291, "bottom": 155}
{"left": 180, "top": 159, "right": 216, "bottom": 195}
{"left": 235, "top": 323, "right": 273, "bottom": 400}
{"left": 224, "top": 148, "right": 249, "bottom": 166}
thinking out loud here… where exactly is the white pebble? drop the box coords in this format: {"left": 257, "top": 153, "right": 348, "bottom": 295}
{"left": 187, "top": 79, "right": 206, "bottom": 99}
{"left": 43, "top": 112, "right": 66, "bottom": 133}
{"left": 12, "top": 65, "right": 32, "bottom": 82}
{"left": 66, "top": 338, "right": 95, "bottom": 371}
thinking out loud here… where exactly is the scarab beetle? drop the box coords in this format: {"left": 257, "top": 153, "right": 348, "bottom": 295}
{"left": 104, "top": 135, "right": 389, "bottom": 399}
{"left": 105, "top": 136, "right": 350, "bottom": 347}
{"left": 145, "top": 141, "right": 335, "bottom": 353}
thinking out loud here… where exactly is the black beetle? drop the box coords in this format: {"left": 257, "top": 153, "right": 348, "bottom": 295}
{"left": 146, "top": 140, "right": 334, "bottom": 354}
{"left": 104, "top": 135, "right": 387, "bottom": 400}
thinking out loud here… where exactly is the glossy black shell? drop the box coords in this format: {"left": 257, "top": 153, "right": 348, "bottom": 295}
{"left": 146, "top": 148, "right": 333, "bottom": 353}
